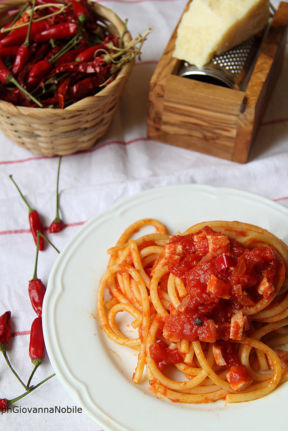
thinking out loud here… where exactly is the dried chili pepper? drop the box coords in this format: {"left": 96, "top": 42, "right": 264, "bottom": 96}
{"left": 34, "top": 22, "right": 78, "bottom": 43}
{"left": 0, "top": 59, "right": 43, "bottom": 106}
{"left": 72, "top": 0, "right": 88, "bottom": 24}
{"left": 9, "top": 175, "right": 45, "bottom": 250}
{"left": 0, "top": 311, "right": 11, "bottom": 350}
{"left": 12, "top": 0, "right": 36, "bottom": 76}
{"left": 0, "top": 20, "right": 49, "bottom": 47}
{"left": 29, "top": 317, "right": 45, "bottom": 366}
{"left": 49, "top": 156, "right": 65, "bottom": 231}
{"left": 0, "top": 399, "right": 8, "bottom": 412}
{"left": 57, "top": 77, "right": 70, "bottom": 108}
{"left": 28, "top": 233, "right": 46, "bottom": 317}
{"left": 75, "top": 43, "right": 105, "bottom": 62}
{"left": 70, "top": 74, "right": 108, "bottom": 100}
{"left": 0, "top": 311, "right": 26, "bottom": 388}
{"left": 0, "top": 46, "right": 19, "bottom": 58}
{"left": 27, "top": 33, "right": 79, "bottom": 87}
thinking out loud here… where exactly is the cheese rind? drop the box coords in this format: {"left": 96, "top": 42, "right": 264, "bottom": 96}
{"left": 173, "top": 0, "right": 270, "bottom": 68}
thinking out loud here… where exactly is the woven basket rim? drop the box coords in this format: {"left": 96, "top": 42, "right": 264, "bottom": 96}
{"left": 0, "top": 0, "right": 134, "bottom": 115}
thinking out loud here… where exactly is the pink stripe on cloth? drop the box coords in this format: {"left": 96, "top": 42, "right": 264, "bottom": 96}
{"left": 12, "top": 330, "right": 30, "bottom": 337}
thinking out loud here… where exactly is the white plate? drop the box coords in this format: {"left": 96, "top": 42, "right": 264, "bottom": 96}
{"left": 43, "top": 184, "right": 288, "bottom": 431}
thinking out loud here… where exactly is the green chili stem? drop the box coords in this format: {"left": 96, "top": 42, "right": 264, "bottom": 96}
{"left": 1, "top": 350, "right": 27, "bottom": 390}
{"left": 8, "top": 373, "right": 56, "bottom": 406}
{"left": 38, "top": 232, "right": 60, "bottom": 254}
{"left": 32, "top": 232, "right": 40, "bottom": 280}
{"left": 26, "top": 361, "right": 41, "bottom": 389}
{"left": 50, "top": 34, "right": 80, "bottom": 64}
{"left": 10, "top": 2, "right": 29, "bottom": 28}
{"left": 9, "top": 76, "right": 43, "bottom": 108}
{"left": 24, "top": 0, "right": 36, "bottom": 46}
{"left": 54, "top": 156, "right": 62, "bottom": 221}
{"left": 9, "top": 175, "right": 33, "bottom": 213}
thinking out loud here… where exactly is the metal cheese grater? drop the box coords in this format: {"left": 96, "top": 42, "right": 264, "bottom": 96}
{"left": 178, "top": 34, "right": 263, "bottom": 90}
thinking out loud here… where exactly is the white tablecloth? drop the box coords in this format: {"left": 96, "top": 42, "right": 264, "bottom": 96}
{"left": 1, "top": 0, "right": 288, "bottom": 429}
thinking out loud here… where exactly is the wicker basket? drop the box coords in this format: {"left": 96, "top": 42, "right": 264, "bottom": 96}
{"left": 0, "top": 0, "right": 134, "bottom": 156}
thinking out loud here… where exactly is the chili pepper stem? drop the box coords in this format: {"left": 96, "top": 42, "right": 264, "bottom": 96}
{"left": 32, "top": 232, "right": 41, "bottom": 280}
{"left": 26, "top": 360, "right": 41, "bottom": 389}
{"left": 10, "top": 2, "right": 29, "bottom": 28}
{"left": 1, "top": 4, "right": 67, "bottom": 34}
{"left": 7, "top": 373, "right": 56, "bottom": 407}
{"left": 38, "top": 231, "right": 60, "bottom": 254}
{"left": 23, "top": 0, "right": 36, "bottom": 46}
{"left": 10, "top": 76, "right": 43, "bottom": 107}
{"left": 9, "top": 175, "right": 33, "bottom": 213}
{"left": 54, "top": 156, "right": 62, "bottom": 222}
{"left": 1, "top": 350, "right": 27, "bottom": 390}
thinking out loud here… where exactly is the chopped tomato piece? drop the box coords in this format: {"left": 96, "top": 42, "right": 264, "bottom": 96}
{"left": 207, "top": 274, "right": 231, "bottom": 299}
{"left": 150, "top": 341, "right": 183, "bottom": 370}
{"left": 226, "top": 365, "right": 252, "bottom": 390}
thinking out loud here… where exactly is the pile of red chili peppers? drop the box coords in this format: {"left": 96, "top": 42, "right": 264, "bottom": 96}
{"left": 0, "top": 0, "right": 150, "bottom": 108}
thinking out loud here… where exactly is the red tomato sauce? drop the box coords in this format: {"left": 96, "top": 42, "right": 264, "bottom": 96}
{"left": 163, "top": 226, "right": 279, "bottom": 343}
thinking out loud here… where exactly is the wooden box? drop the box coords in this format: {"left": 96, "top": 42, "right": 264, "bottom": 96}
{"left": 147, "top": 2, "right": 288, "bottom": 163}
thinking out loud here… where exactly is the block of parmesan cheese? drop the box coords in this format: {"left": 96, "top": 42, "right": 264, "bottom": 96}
{"left": 173, "top": 0, "right": 270, "bottom": 68}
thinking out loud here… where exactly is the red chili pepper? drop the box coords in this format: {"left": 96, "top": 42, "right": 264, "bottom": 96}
{"left": 27, "top": 59, "right": 52, "bottom": 87}
{"left": 29, "top": 279, "right": 46, "bottom": 317}
{"left": 0, "top": 59, "right": 42, "bottom": 106}
{"left": 57, "top": 77, "right": 70, "bottom": 108}
{"left": 54, "top": 41, "right": 88, "bottom": 66}
{"left": 12, "top": 0, "right": 36, "bottom": 76}
{"left": 0, "top": 399, "right": 8, "bottom": 412}
{"left": 28, "top": 34, "right": 80, "bottom": 87}
{"left": 0, "top": 46, "right": 19, "bottom": 58}
{"left": 0, "top": 311, "right": 12, "bottom": 350}
{"left": 28, "top": 234, "right": 46, "bottom": 316}
{"left": 9, "top": 175, "right": 45, "bottom": 250}
{"left": 29, "top": 317, "right": 45, "bottom": 365}
{"left": 72, "top": 0, "right": 88, "bottom": 24}
{"left": 104, "top": 34, "right": 119, "bottom": 48}
{"left": 49, "top": 156, "right": 65, "bottom": 229}
{"left": 70, "top": 73, "right": 109, "bottom": 100}
{"left": 75, "top": 43, "right": 105, "bottom": 62}
{"left": 0, "top": 20, "right": 49, "bottom": 47}
{"left": 34, "top": 22, "right": 78, "bottom": 43}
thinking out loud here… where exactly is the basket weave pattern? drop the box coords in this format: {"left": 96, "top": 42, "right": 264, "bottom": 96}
{"left": 0, "top": 0, "right": 134, "bottom": 156}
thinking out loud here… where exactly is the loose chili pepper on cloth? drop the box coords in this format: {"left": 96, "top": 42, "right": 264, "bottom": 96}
{"left": 0, "top": 311, "right": 11, "bottom": 350}
{"left": 27, "top": 317, "right": 45, "bottom": 387}
{"left": 0, "top": 399, "right": 8, "bottom": 412}
{"left": 0, "top": 311, "right": 27, "bottom": 388}
{"left": 28, "top": 234, "right": 46, "bottom": 317}
{"left": 49, "top": 156, "right": 65, "bottom": 231}
{"left": 12, "top": 0, "right": 36, "bottom": 76}
{"left": 9, "top": 175, "right": 45, "bottom": 250}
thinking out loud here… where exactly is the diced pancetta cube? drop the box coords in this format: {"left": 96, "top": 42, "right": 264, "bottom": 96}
{"left": 207, "top": 234, "right": 230, "bottom": 256}
{"left": 230, "top": 311, "right": 247, "bottom": 340}
{"left": 226, "top": 365, "right": 252, "bottom": 391}
{"left": 257, "top": 276, "right": 274, "bottom": 299}
{"left": 207, "top": 274, "right": 231, "bottom": 299}
{"left": 212, "top": 343, "right": 227, "bottom": 366}
{"left": 165, "top": 243, "right": 184, "bottom": 258}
